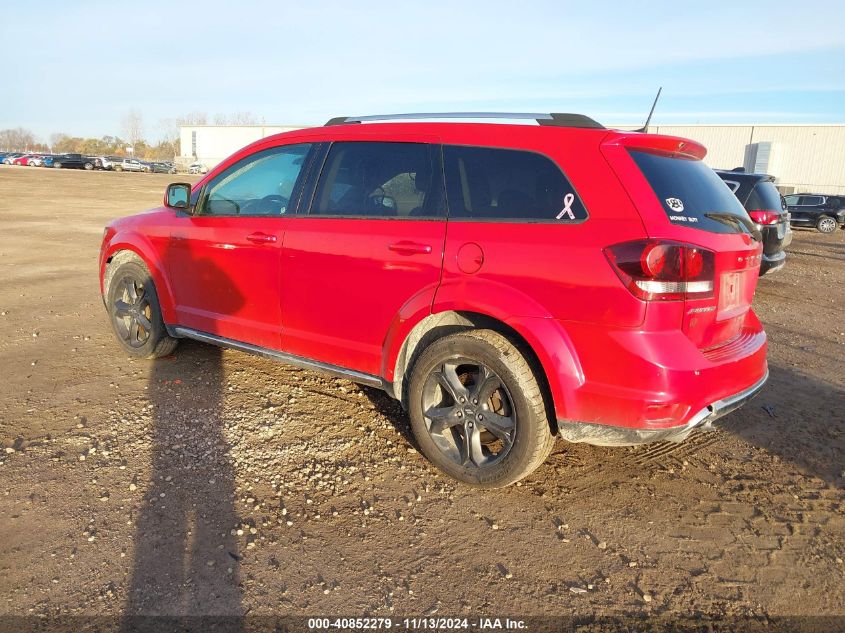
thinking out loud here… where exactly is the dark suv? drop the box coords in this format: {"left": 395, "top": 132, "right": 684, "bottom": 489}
{"left": 784, "top": 194, "right": 845, "bottom": 233}
{"left": 716, "top": 170, "right": 792, "bottom": 275}
{"left": 99, "top": 112, "right": 768, "bottom": 487}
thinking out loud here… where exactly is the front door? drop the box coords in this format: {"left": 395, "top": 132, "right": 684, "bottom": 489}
{"left": 280, "top": 140, "right": 447, "bottom": 376}
{"left": 167, "top": 142, "right": 313, "bottom": 349}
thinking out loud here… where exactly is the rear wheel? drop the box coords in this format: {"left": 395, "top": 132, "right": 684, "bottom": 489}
{"left": 817, "top": 215, "right": 837, "bottom": 233}
{"left": 106, "top": 261, "right": 178, "bottom": 359}
{"left": 84, "top": 162, "right": 94, "bottom": 170}
{"left": 114, "top": 165, "right": 123, "bottom": 172}
{"left": 408, "top": 329, "right": 556, "bottom": 488}
{"left": 54, "top": 162, "right": 62, "bottom": 169}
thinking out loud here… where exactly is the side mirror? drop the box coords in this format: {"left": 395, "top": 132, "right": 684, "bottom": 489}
{"left": 165, "top": 183, "right": 191, "bottom": 209}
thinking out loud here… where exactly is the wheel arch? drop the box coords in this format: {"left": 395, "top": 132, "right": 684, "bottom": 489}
{"left": 102, "top": 238, "right": 176, "bottom": 323}
{"left": 387, "top": 308, "right": 584, "bottom": 429}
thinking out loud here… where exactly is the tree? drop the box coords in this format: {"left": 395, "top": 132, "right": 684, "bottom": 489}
{"left": 121, "top": 110, "right": 145, "bottom": 153}
{"left": 212, "top": 111, "right": 261, "bottom": 125}
{"left": 0, "top": 127, "right": 37, "bottom": 151}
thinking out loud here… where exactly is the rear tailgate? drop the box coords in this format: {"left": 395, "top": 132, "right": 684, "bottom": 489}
{"left": 602, "top": 133, "right": 763, "bottom": 350}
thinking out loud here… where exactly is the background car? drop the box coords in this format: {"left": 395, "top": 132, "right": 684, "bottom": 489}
{"left": 188, "top": 162, "right": 208, "bottom": 174}
{"left": 113, "top": 158, "right": 150, "bottom": 172}
{"left": 149, "top": 161, "right": 176, "bottom": 174}
{"left": 784, "top": 194, "right": 845, "bottom": 233}
{"left": 52, "top": 153, "right": 96, "bottom": 170}
{"left": 12, "top": 154, "right": 38, "bottom": 166}
{"left": 716, "top": 169, "right": 792, "bottom": 275}
{"left": 2, "top": 152, "right": 24, "bottom": 165}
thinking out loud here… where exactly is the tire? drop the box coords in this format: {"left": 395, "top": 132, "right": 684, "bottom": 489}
{"left": 54, "top": 162, "right": 62, "bottom": 169}
{"left": 84, "top": 162, "right": 94, "bottom": 170}
{"left": 106, "top": 260, "right": 178, "bottom": 359}
{"left": 114, "top": 165, "right": 123, "bottom": 172}
{"left": 407, "top": 329, "right": 556, "bottom": 488}
{"left": 816, "top": 215, "right": 837, "bottom": 233}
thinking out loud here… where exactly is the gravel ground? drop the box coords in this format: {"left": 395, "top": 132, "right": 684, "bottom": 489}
{"left": 0, "top": 166, "right": 843, "bottom": 630}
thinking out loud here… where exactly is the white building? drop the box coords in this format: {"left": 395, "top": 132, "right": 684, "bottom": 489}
{"left": 179, "top": 122, "right": 845, "bottom": 195}
{"left": 635, "top": 124, "right": 845, "bottom": 195}
{"left": 178, "top": 124, "right": 304, "bottom": 171}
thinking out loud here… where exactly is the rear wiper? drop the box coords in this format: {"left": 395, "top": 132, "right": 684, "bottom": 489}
{"left": 705, "top": 212, "right": 762, "bottom": 241}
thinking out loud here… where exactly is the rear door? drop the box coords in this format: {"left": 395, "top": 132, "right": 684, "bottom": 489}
{"left": 279, "top": 139, "right": 446, "bottom": 376}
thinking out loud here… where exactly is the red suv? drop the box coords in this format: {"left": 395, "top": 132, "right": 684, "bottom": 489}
{"left": 99, "top": 113, "right": 768, "bottom": 487}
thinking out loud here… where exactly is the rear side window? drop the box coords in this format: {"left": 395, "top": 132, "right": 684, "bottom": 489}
{"left": 311, "top": 142, "right": 443, "bottom": 218}
{"left": 443, "top": 145, "right": 587, "bottom": 222}
{"left": 629, "top": 150, "right": 751, "bottom": 234}
{"left": 745, "top": 182, "right": 785, "bottom": 212}
{"left": 799, "top": 196, "right": 824, "bottom": 206}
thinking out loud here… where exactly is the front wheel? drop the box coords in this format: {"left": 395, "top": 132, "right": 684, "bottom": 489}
{"left": 84, "top": 162, "right": 94, "bottom": 170}
{"left": 817, "top": 215, "right": 837, "bottom": 233}
{"left": 408, "top": 329, "right": 556, "bottom": 488}
{"left": 106, "top": 261, "right": 178, "bottom": 359}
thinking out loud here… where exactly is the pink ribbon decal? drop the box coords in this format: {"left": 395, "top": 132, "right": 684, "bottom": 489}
{"left": 556, "top": 193, "right": 576, "bottom": 220}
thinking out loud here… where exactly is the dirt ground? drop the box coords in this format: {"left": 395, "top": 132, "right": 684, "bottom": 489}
{"left": 0, "top": 166, "right": 843, "bottom": 630}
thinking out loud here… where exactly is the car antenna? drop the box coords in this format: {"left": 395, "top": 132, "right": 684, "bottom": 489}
{"left": 636, "top": 87, "right": 662, "bottom": 133}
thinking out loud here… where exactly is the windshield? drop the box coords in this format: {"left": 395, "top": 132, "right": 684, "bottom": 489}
{"left": 629, "top": 149, "right": 752, "bottom": 235}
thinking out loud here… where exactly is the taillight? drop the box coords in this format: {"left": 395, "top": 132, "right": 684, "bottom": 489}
{"left": 747, "top": 210, "right": 780, "bottom": 225}
{"left": 604, "top": 240, "right": 715, "bottom": 301}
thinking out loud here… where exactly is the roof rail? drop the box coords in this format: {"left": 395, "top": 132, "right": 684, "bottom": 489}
{"left": 324, "top": 112, "right": 604, "bottom": 129}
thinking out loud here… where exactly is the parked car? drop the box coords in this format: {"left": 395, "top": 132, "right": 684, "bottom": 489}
{"left": 113, "top": 158, "right": 150, "bottom": 172}
{"left": 29, "top": 155, "right": 49, "bottom": 167}
{"left": 2, "top": 152, "right": 24, "bottom": 165}
{"left": 40, "top": 155, "right": 56, "bottom": 168}
{"left": 188, "top": 162, "right": 208, "bottom": 174}
{"left": 52, "top": 153, "right": 96, "bottom": 170}
{"left": 784, "top": 193, "right": 845, "bottom": 233}
{"left": 715, "top": 170, "right": 792, "bottom": 275}
{"left": 91, "top": 156, "right": 123, "bottom": 170}
{"left": 148, "top": 161, "right": 177, "bottom": 174}
{"left": 99, "top": 112, "right": 768, "bottom": 487}
{"left": 12, "top": 154, "right": 39, "bottom": 166}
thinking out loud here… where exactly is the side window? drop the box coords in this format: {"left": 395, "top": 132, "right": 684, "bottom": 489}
{"left": 443, "top": 145, "right": 587, "bottom": 222}
{"left": 200, "top": 143, "right": 312, "bottom": 216}
{"left": 310, "top": 142, "right": 443, "bottom": 218}
{"left": 784, "top": 195, "right": 799, "bottom": 206}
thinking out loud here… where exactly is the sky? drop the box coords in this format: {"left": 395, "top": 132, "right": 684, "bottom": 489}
{"left": 2, "top": 0, "right": 844, "bottom": 142}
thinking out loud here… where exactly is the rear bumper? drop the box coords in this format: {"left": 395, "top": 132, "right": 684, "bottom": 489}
{"left": 760, "top": 250, "right": 786, "bottom": 275}
{"left": 549, "top": 309, "right": 768, "bottom": 440}
{"left": 558, "top": 370, "right": 768, "bottom": 446}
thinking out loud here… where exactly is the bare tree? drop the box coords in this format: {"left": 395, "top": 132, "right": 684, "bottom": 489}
{"left": 175, "top": 111, "right": 208, "bottom": 127}
{"left": 121, "top": 110, "right": 145, "bottom": 151}
{"left": 211, "top": 111, "right": 261, "bottom": 125}
{"left": 0, "top": 128, "right": 37, "bottom": 151}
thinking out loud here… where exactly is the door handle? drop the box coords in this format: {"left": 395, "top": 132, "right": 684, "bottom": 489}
{"left": 388, "top": 241, "right": 432, "bottom": 255}
{"left": 246, "top": 232, "right": 277, "bottom": 244}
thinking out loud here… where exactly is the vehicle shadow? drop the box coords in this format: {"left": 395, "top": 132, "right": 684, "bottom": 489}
{"left": 360, "top": 362, "right": 845, "bottom": 489}
{"left": 122, "top": 248, "right": 245, "bottom": 631}
{"left": 359, "top": 385, "right": 417, "bottom": 450}
{"left": 723, "top": 363, "right": 845, "bottom": 488}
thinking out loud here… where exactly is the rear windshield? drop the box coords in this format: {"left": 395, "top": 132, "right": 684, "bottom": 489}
{"left": 745, "top": 181, "right": 785, "bottom": 212}
{"left": 629, "top": 149, "right": 752, "bottom": 235}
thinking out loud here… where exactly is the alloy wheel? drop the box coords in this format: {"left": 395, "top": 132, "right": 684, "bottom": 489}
{"left": 421, "top": 359, "right": 516, "bottom": 468}
{"left": 112, "top": 276, "right": 153, "bottom": 348}
{"left": 819, "top": 217, "right": 836, "bottom": 233}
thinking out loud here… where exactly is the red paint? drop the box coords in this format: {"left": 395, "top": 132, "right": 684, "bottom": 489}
{"left": 100, "top": 121, "right": 767, "bottom": 431}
